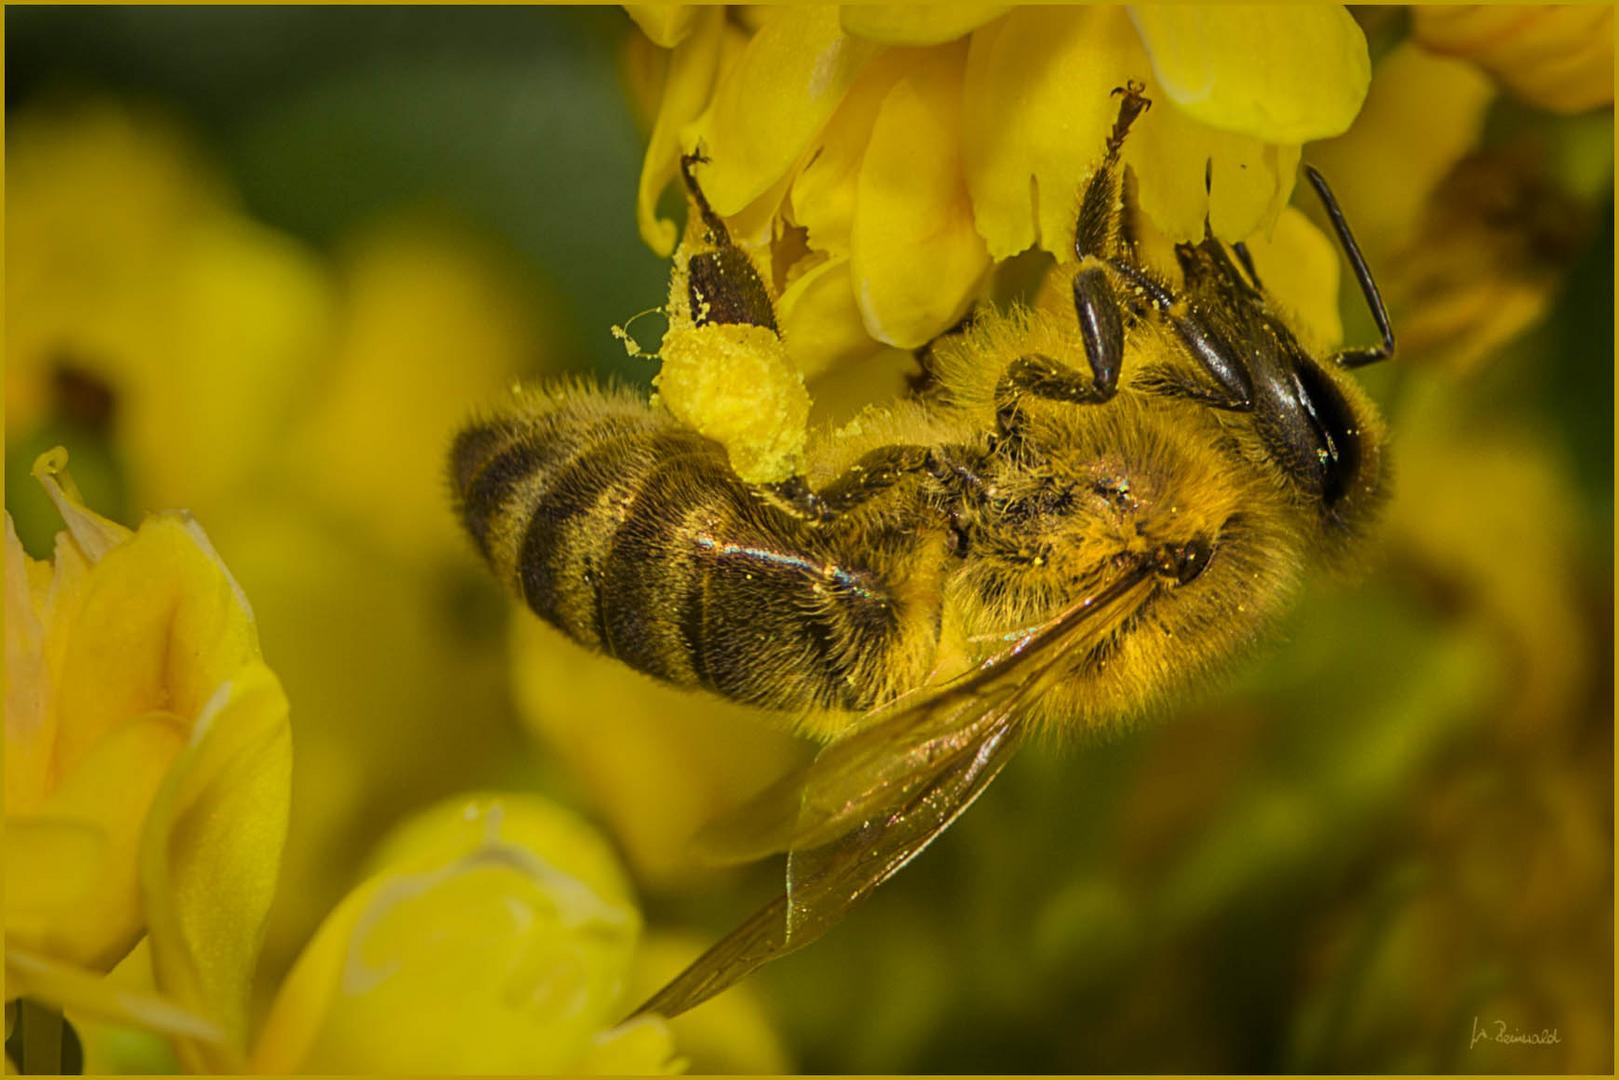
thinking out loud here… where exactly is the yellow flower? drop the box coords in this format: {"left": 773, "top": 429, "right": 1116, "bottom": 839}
{"left": 1309, "top": 40, "right": 1601, "bottom": 375}
{"left": 624, "top": 6, "right": 1369, "bottom": 478}
{"left": 5, "top": 101, "right": 333, "bottom": 514}
{"left": 252, "top": 794, "right": 679, "bottom": 1074}
{"left": 4, "top": 449, "right": 292, "bottom": 1072}
{"left": 1412, "top": 5, "right": 1614, "bottom": 114}
{"left": 510, "top": 613, "right": 806, "bottom": 888}
{"left": 633, "top": 5, "right": 1369, "bottom": 352}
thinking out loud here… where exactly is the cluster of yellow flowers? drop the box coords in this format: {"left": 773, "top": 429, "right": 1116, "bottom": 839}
{"left": 4, "top": 101, "right": 787, "bottom": 1074}
{"left": 4, "top": 5, "right": 1610, "bottom": 1073}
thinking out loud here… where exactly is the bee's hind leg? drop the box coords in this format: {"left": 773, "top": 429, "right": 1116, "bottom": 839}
{"left": 766, "top": 443, "right": 986, "bottom": 524}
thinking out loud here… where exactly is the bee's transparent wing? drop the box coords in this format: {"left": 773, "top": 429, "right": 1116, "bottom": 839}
{"left": 631, "top": 563, "right": 1154, "bottom": 1020}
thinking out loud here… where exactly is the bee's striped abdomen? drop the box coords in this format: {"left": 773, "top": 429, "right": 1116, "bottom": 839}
{"left": 451, "top": 386, "right": 922, "bottom": 712}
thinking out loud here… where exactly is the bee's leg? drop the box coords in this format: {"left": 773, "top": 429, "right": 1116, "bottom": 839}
{"left": 767, "top": 443, "right": 986, "bottom": 524}
{"left": 1067, "top": 81, "right": 1153, "bottom": 404}
{"left": 1176, "top": 234, "right": 1262, "bottom": 301}
{"left": 1106, "top": 260, "right": 1256, "bottom": 412}
{"left": 1304, "top": 165, "right": 1394, "bottom": 368}
{"left": 680, "top": 149, "right": 730, "bottom": 246}
{"left": 1231, "top": 241, "right": 1262, "bottom": 290}
{"left": 679, "top": 150, "right": 779, "bottom": 332}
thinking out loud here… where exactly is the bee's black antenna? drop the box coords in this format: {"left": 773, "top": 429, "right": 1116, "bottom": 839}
{"left": 1304, "top": 165, "right": 1394, "bottom": 369}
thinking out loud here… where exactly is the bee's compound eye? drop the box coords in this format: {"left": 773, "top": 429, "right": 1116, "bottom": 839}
{"left": 1153, "top": 536, "right": 1214, "bottom": 586}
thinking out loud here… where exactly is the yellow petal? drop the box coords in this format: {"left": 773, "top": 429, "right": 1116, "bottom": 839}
{"left": 1124, "top": 89, "right": 1298, "bottom": 243}
{"left": 141, "top": 663, "right": 291, "bottom": 1069}
{"left": 124, "top": 214, "right": 332, "bottom": 510}
{"left": 1242, "top": 207, "right": 1343, "bottom": 353}
{"left": 51, "top": 514, "right": 259, "bottom": 778}
{"left": 840, "top": 4, "right": 1007, "bottom": 45}
{"left": 363, "top": 793, "right": 636, "bottom": 909}
{"left": 509, "top": 614, "right": 804, "bottom": 888}
{"left": 1306, "top": 41, "right": 1495, "bottom": 262}
{"left": 253, "top": 797, "right": 644, "bottom": 1074}
{"left": 963, "top": 7, "right": 1145, "bottom": 259}
{"left": 1130, "top": 5, "right": 1370, "bottom": 142}
{"left": 578, "top": 1016, "right": 682, "bottom": 1075}
{"left": 5, "top": 515, "right": 53, "bottom": 813}
{"left": 779, "top": 255, "right": 879, "bottom": 379}
{"left": 852, "top": 42, "right": 990, "bottom": 348}
{"left": 624, "top": 4, "right": 697, "bottom": 49}
{"left": 289, "top": 220, "right": 549, "bottom": 561}
{"left": 1412, "top": 5, "right": 1614, "bottom": 113}
{"left": 628, "top": 933, "right": 792, "bottom": 1073}
{"left": 3, "top": 819, "right": 105, "bottom": 921}
{"left": 636, "top": 6, "right": 727, "bottom": 255}
{"left": 5, "top": 947, "right": 222, "bottom": 1045}
{"left": 61, "top": 940, "right": 183, "bottom": 1076}
{"left": 685, "top": 7, "right": 879, "bottom": 216}
{"left": 30, "top": 447, "right": 131, "bottom": 563}
{"left": 790, "top": 51, "right": 910, "bottom": 257}
{"left": 8, "top": 713, "right": 186, "bottom": 970}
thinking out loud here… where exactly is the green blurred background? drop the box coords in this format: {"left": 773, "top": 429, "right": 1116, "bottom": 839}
{"left": 6, "top": 6, "right": 1613, "bottom": 1074}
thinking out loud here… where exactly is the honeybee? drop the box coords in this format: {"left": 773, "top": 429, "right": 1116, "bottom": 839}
{"left": 450, "top": 83, "right": 1393, "bottom": 1018}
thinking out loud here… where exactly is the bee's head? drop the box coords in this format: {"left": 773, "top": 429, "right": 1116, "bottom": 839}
{"left": 1243, "top": 332, "right": 1390, "bottom": 564}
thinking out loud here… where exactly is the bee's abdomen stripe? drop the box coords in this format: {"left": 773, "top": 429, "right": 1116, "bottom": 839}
{"left": 517, "top": 427, "right": 711, "bottom": 650}
{"left": 457, "top": 433, "right": 546, "bottom": 561}
{"left": 454, "top": 408, "right": 657, "bottom": 566}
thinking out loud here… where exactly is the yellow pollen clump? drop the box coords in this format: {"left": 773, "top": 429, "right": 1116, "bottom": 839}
{"left": 654, "top": 321, "right": 809, "bottom": 484}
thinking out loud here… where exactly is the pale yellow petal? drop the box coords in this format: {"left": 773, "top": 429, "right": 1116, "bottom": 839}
{"left": 363, "top": 793, "right": 636, "bottom": 909}
{"left": 791, "top": 51, "right": 911, "bottom": 257}
{"left": 841, "top": 4, "right": 1008, "bottom": 45}
{"left": 624, "top": 4, "right": 697, "bottom": 49}
{"left": 685, "top": 7, "right": 880, "bottom": 216}
{"left": 636, "top": 6, "right": 727, "bottom": 255}
{"left": 8, "top": 713, "right": 186, "bottom": 970}
{"left": 852, "top": 42, "right": 990, "bottom": 348}
{"left": 253, "top": 821, "right": 641, "bottom": 1073}
{"left": 1130, "top": 5, "right": 1370, "bottom": 142}
{"left": 1124, "top": 91, "right": 1297, "bottom": 243}
{"left": 141, "top": 663, "right": 291, "bottom": 1069}
{"left": 5, "top": 948, "right": 222, "bottom": 1045}
{"left": 778, "top": 256, "right": 880, "bottom": 379}
{"left": 1242, "top": 207, "right": 1343, "bottom": 353}
{"left": 963, "top": 7, "right": 1146, "bottom": 259}
{"left": 51, "top": 515, "right": 258, "bottom": 777}
{"left": 30, "top": 448, "right": 131, "bottom": 563}
{"left": 5, "top": 515, "right": 52, "bottom": 813}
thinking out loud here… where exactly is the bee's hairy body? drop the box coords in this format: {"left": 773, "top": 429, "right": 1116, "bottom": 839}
{"left": 452, "top": 312, "right": 1325, "bottom": 739}
{"left": 453, "top": 83, "right": 1391, "bottom": 744}
{"left": 453, "top": 386, "right": 945, "bottom": 719}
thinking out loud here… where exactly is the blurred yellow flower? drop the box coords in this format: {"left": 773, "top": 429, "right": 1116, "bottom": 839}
{"left": 1412, "top": 5, "right": 1614, "bottom": 114}
{"left": 510, "top": 613, "right": 805, "bottom": 888}
{"left": 5, "top": 449, "right": 291, "bottom": 1072}
{"left": 632, "top": 5, "right": 1368, "bottom": 355}
{"left": 252, "top": 794, "right": 678, "bottom": 1074}
{"left": 5, "top": 101, "right": 333, "bottom": 513}
{"left": 1309, "top": 40, "right": 1603, "bottom": 375}
{"left": 288, "top": 219, "right": 554, "bottom": 562}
